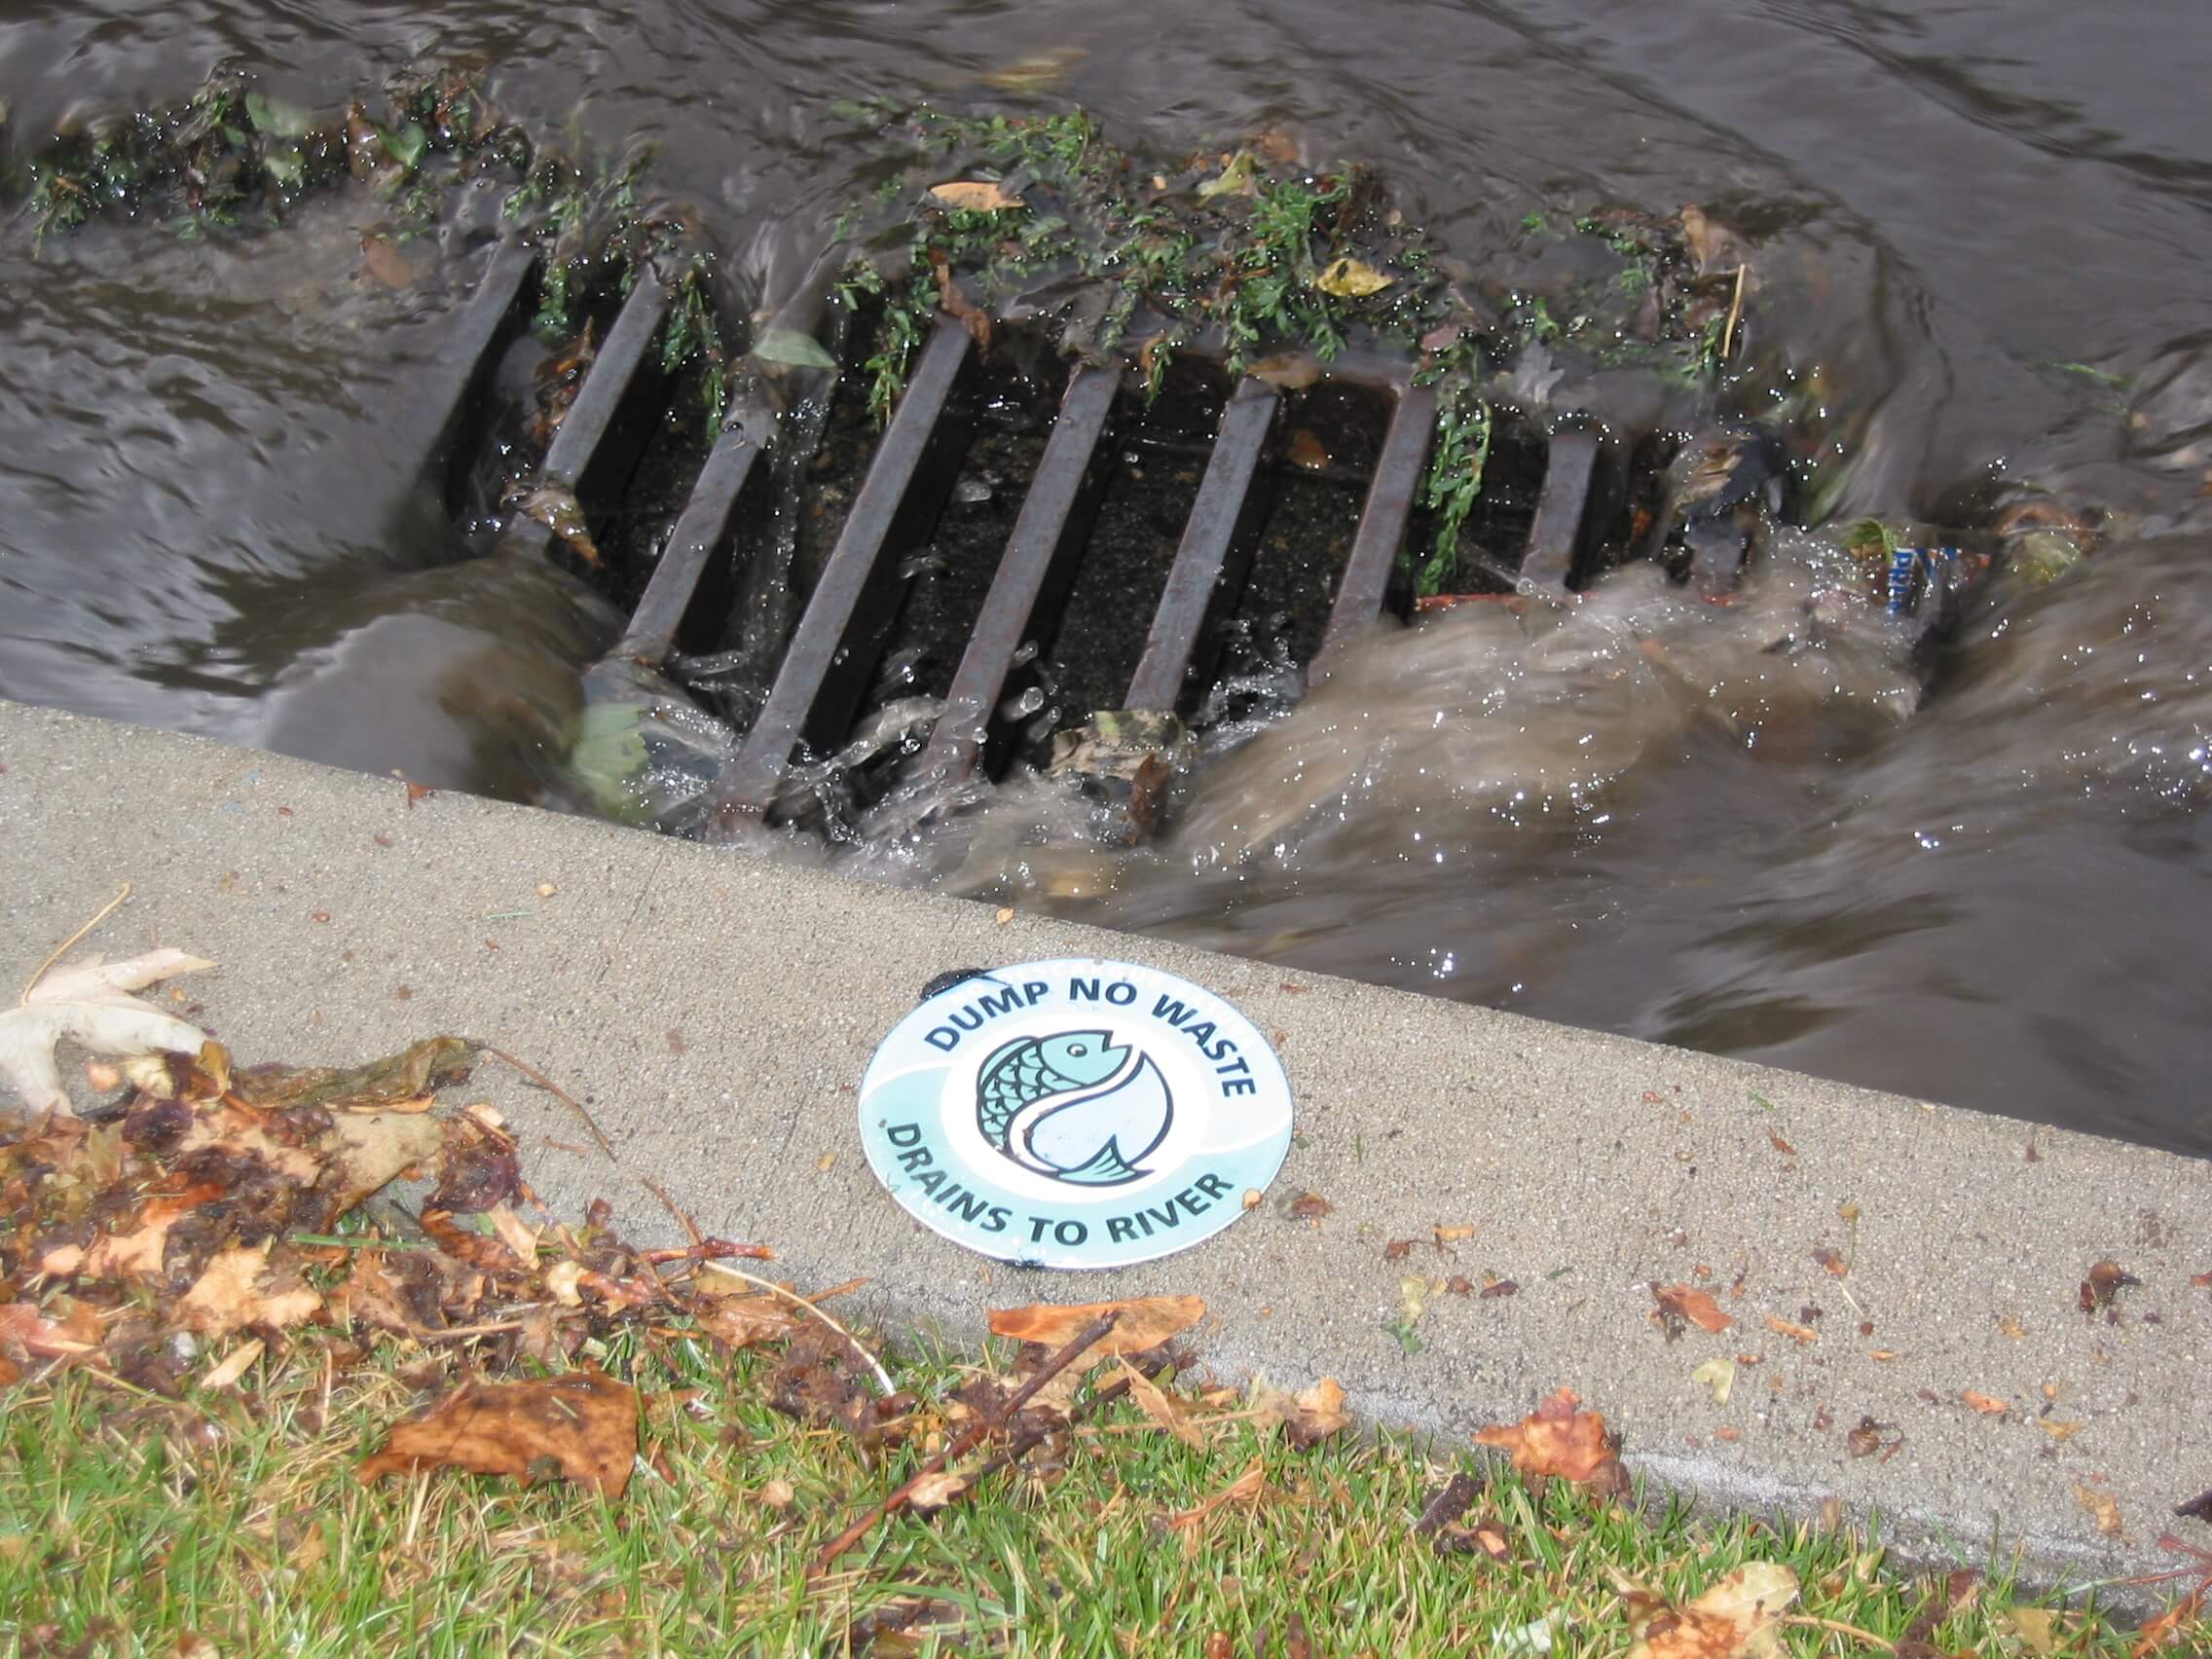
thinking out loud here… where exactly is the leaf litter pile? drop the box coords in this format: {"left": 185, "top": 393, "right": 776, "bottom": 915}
{"left": 1, "top": 942, "right": 2202, "bottom": 1653}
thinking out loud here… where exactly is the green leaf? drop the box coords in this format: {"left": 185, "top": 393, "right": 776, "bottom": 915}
{"left": 381, "top": 122, "right": 428, "bottom": 170}
{"left": 752, "top": 328, "right": 838, "bottom": 371}
{"left": 244, "top": 92, "right": 312, "bottom": 138}
{"left": 1196, "top": 151, "right": 1258, "bottom": 200}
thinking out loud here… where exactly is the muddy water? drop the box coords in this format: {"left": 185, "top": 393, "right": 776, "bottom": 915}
{"left": 5, "top": 2, "right": 2211, "bottom": 1151}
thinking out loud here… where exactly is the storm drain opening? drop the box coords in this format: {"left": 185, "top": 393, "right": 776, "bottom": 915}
{"left": 425, "top": 243, "right": 1788, "bottom": 846}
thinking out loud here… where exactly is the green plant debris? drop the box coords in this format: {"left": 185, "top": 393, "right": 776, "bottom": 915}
{"left": 828, "top": 105, "right": 1724, "bottom": 594}
{"left": 11, "top": 67, "right": 730, "bottom": 439}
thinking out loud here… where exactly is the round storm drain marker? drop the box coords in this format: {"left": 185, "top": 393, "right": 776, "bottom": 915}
{"left": 859, "top": 957, "right": 1293, "bottom": 1269}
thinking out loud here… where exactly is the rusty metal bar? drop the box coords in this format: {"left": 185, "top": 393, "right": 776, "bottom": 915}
{"left": 913, "top": 363, "right": 1122, "bottom": 788}
{"left": 614, "top": 399, "right": 774, "bottom": 666}
{"left": 1124, "top": 376, "right": 1279, "bottom": 714}
{"left": 1520, "top": 427, "right": 1601, "bottom": 591}
{"left": 715, "top": 315, "right": 974, "bottom": 821}
{"left": 1310, "top": 380, "right": 1437, "bottom": 682}
{"left": 424, "top": 238, "right": 537, "bottom": 514}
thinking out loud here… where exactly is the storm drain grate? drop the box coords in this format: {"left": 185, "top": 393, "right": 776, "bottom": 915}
{"left": 418, "top": 241, "right": 1693, "bottom": 836}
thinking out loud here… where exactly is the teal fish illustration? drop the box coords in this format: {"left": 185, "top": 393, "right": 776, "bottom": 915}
{"left": 976, "top": 1030, "right": 1171, "bottom": 1185}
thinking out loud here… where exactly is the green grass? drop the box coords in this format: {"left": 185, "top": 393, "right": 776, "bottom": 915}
{"left": 0, "top": 1324, "right": 2170, "bottom": 1656}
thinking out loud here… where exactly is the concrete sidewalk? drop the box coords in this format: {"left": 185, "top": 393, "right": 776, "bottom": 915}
{"left": 2, "top": 696, "right": 2205, "bottom": 1599}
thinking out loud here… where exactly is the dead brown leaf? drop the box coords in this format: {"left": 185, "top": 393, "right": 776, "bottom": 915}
{"left": 82, "top": 1179, "right": 223, "bottom": 1279}
{"left": 1118, "top": 1357, "right": 1203, "bottom": 1449}
{"left": 358, "top": 235, "right": 415, "bottom": 288}
{"left": 1812, "top": 1246, "right": 1848, "bottom": 1277}
{"left": 1623, "top": 1561, "right": 1798, "bottom": 1659}
{"left": 1288, "top": 429, "right": 1329, "bottom": 471}
{"left": 928, "top": 179, "right": 1023, "bottom": 212}
{"left": 1961, "top": 1390, "right": 2010, "bottom": 1417}
{"left": 359, "top": 1368, "right": 637, "bottom": 1496}
{"left": 1765, "top": 1314, "right": 1819, "bottom": 1345}
{"left": 0, "top": 1301, "right": 98, "bottom": 1358}
{"left": 1473, "top": 1386, "right": 1628, "bottom": 1495}
{"left": 988, "top": 1294, "right": 1201, "bottom": 1357}
{"left": 1289, "top": 1192, "right": 1333, "bottom": 1223}
{"left": 178, "top": 1240, "right": 322, "bottom": 1338}
{"left": 905, "top": 1470, "right": 970, "bottom": 1513}
{"left": 1165, "top": 1456, "right": 1266, "bottom": 1530}
{"left": 2081, "top": 1260, "right": 2140, "bottom": 1315}
{"left": 2073, "top": 1483, "right": 2123, "bottom": 1537}
{"left": 1656, "top": 1283, "right": 1734, "bottom": 1333}
{"left": 1252, "top": 1375, "right": 1353, "bottom": 1449}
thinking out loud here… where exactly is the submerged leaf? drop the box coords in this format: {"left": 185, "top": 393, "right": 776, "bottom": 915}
{"left": 928, "top": 179, "right": 1023, "bottom": 212}
{"left": 752, "top": 328, "right": 839, "bottom": 371}
{"left": 1314, "top": 256, "right": 1392, "bottom": 297}
{"left": 1196, "top": 152, "right": 1258, "bottom": 200}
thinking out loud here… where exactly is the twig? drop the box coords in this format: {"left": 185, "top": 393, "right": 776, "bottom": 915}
{"left": 1782, "top": 1615, "right": 1893, "bottom": 1651}
{"left": 698, "top": 1261, "right": 892, "bottom": 1396}
{"left": 1721, "top": 265, "right": 1748, "bottom": 361}
{"left": 638, "top": 1176, "right": 705, "bottom": 1245}
{"left": 417, "top": 1319, "right": 532, "bottom": 1343}
{"left": 21, "top": 882, "right": 131, "bottom": 1003}
{"left": 476, "top": 1045, "right": 613, "bottom": 1159}
{"left": 642, "top": 1238, "right": 775, "bottom": 1266}
{"left": 811, "top": 1309, "right": 1120, "bottom": 1575}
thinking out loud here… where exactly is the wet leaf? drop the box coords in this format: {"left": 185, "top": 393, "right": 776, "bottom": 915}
{"left": 1195, "top": 151, "right": 1257, "bottom": 200}
{"left": 2073, "top": 1483, "right": 2123, "bottom": 1537}
{"left": 1288, "top": 428, "right": 1329, "bottom": 471}
{"left": 1248, "top": 352, "right": 1321, "bottom": 390}
{"left": 243, "top": 92, "right": 312, "bottom": 137}
{"left": 1473, "top": 1386, "right": 1628, "bottom": 1495}
{"left": 358, "top": 1368, "right": 637, "bottom": 1496}
{"left": 751, "top": 328, "right": 838, "bottom": 371}
{"left": 83, "top": 1179, "right": 224, "bottom": 1278}
{"left": 1315, "top": 256, "right": 1392, "bottom": 298}
{"left": 1623, "top": 1561, "right": 1798, "bottom": 1659}
{"left": 1656, "top": 1283, "right": 1734, "bottom": 1333}
{"left": 1, "top": 948, "right": 215, "bottom": 1118}
{"left": 0, "top": 1302, "right": 98, "bottom": 1357}
{"left": 987, "top": 1294, "right": 1202, "bottom": 1357}
{"left": 380, "top": 122, "right": 428, "bottom": 171}
{"left": 179, "top": 1240, "right": 322, "bottom": 1338}
{"left": 928, "top": 179, "right": 1023, "bottom": 212}
{"left": 2080, "top": 1259, "right": 2140, "bottom": 1314}
{"left": 1691, "top": 1357, "right": 1735, "bottom": 1405}
{"left": 978, "top": 49, "right": 1087, "bottom": 92}
{"left": 358, "top": 236, "right": 414, "bottom": 289}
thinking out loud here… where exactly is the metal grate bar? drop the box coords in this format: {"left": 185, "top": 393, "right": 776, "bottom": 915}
{"left": 715, "top": 314, "right": 974, "bottom": 821}
{"left": 614, "top": 399, "right": 774, "bottom": 666}
{"left": 1310, "top": 380, "right": 1438, "bottom": 682}
{"left": 913, "top": 363, "right": 1122, "bottom": 789}
{"left": 1123, "top": 376, "right": 1279, "bottom": 713}
{"left": 424, "top": 239, "right": 537, "bottom": 514}
{"left": 1519, "top": 427, "right": 1601, "bottom": 591}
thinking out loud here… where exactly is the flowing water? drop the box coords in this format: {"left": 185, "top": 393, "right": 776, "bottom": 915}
{"left": 5, "top": 1, "right": 2211, "bottom": 1152}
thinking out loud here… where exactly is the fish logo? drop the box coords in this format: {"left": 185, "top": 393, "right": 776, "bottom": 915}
{"left": 976, "top": 1028, "right": 1173, "bottom": 1186}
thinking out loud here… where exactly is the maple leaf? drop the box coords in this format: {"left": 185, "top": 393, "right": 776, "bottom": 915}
{"left": 0, "top": 949, "right": 214, "bottom": 1118}
{"left": 1623, "top": 1561, "right": 1799, "bottom": 1659}
{"left": 1474, "top": 1386, "right": 1629, "bottom": 1495}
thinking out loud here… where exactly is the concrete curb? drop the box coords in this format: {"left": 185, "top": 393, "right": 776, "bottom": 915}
{"left": 3, "top": 697, "right": 2206, "bottom": 1602}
